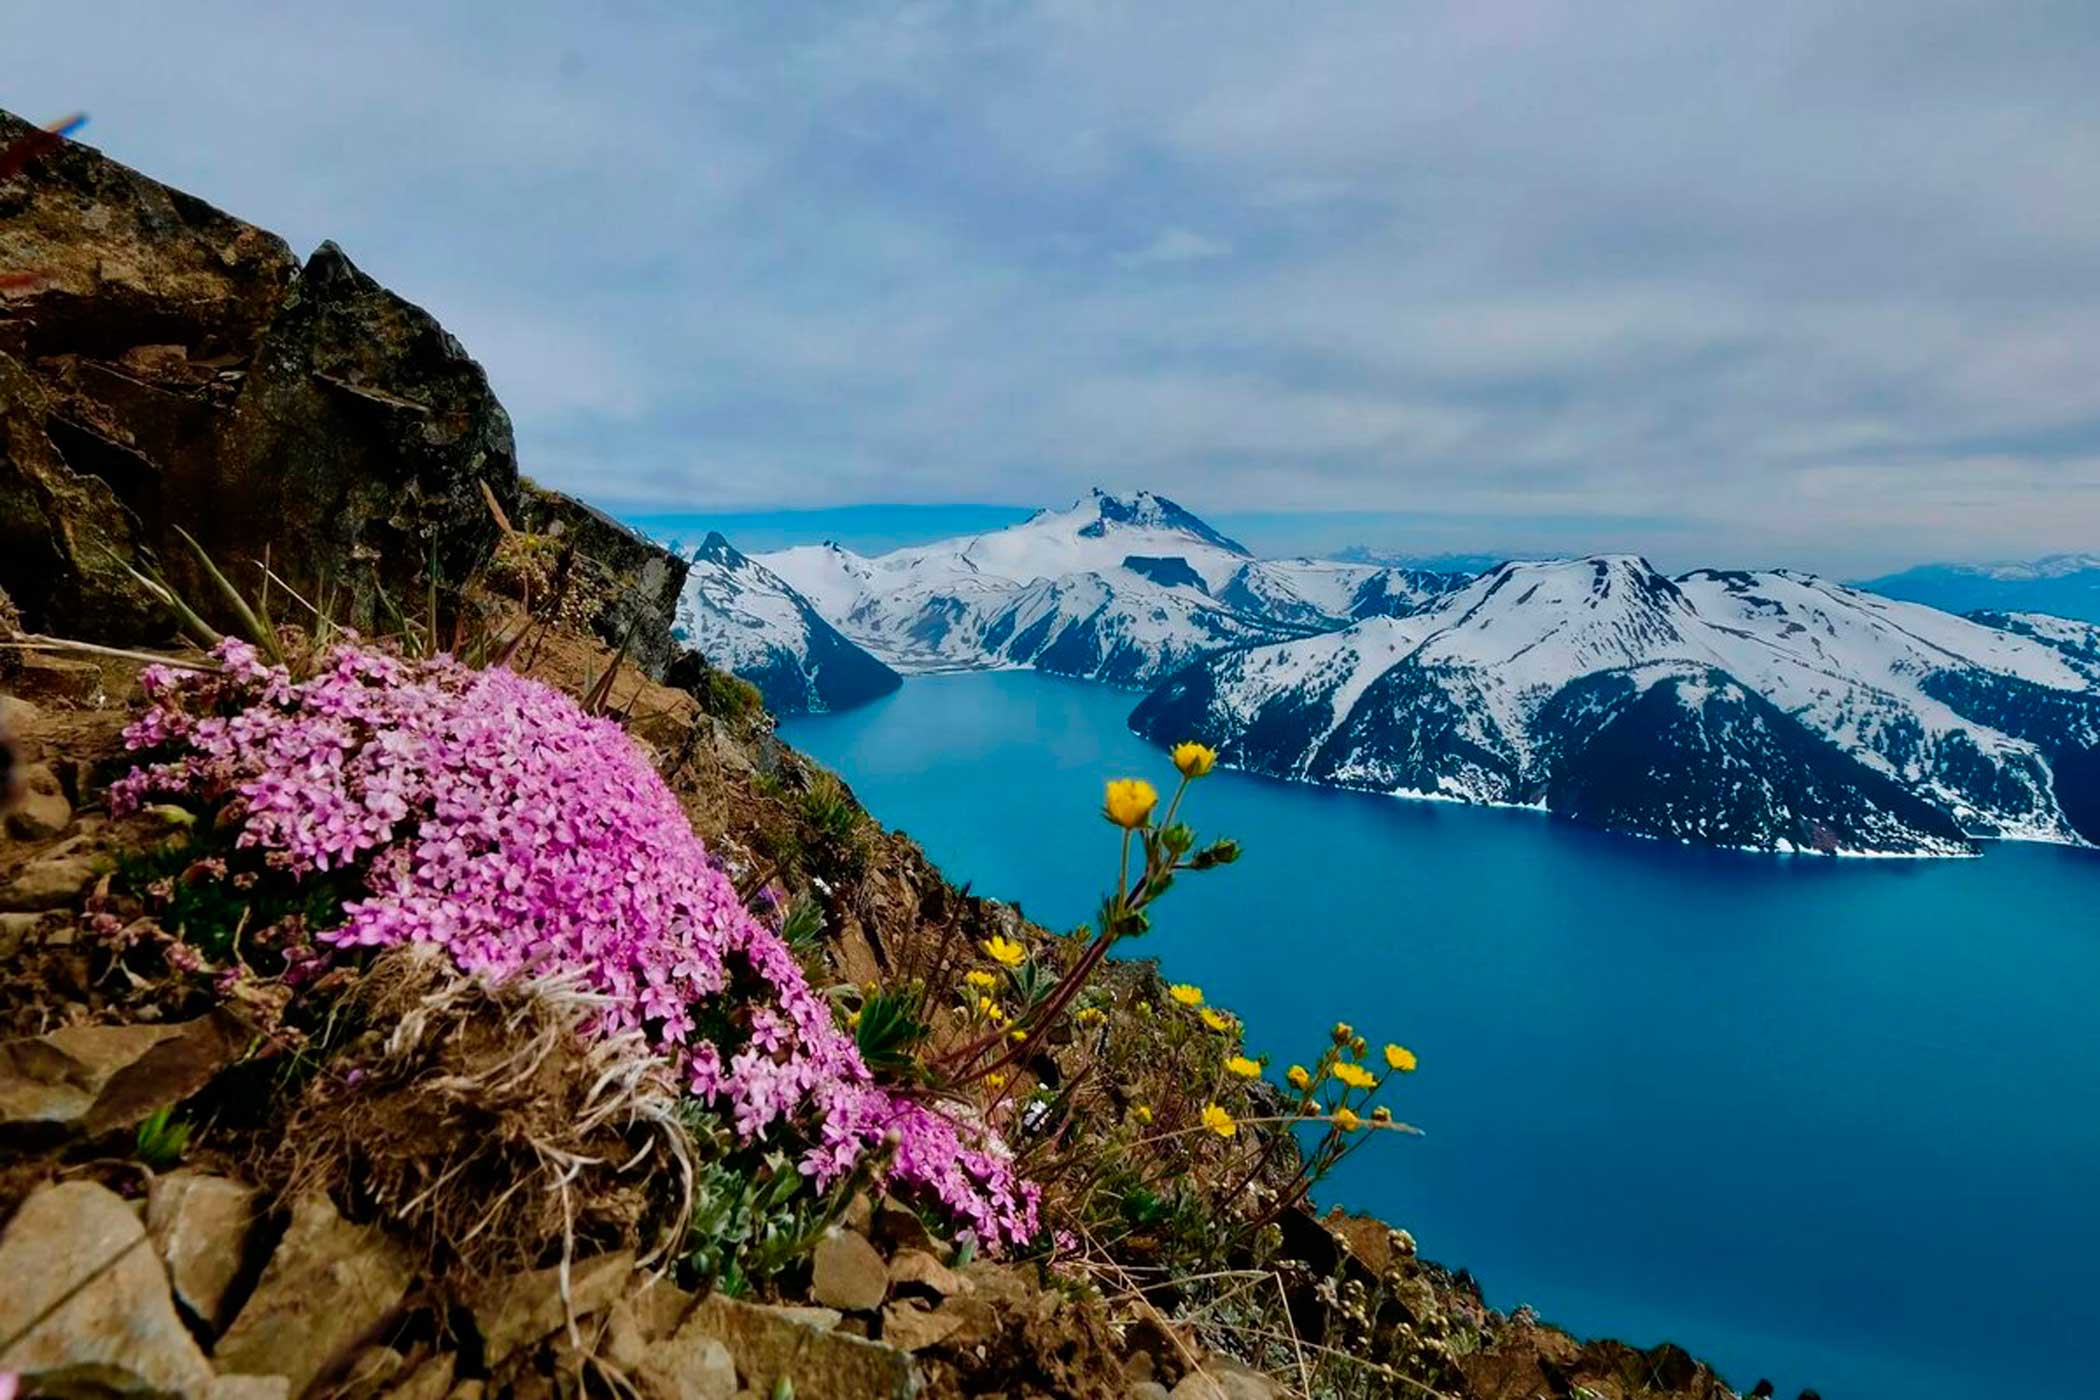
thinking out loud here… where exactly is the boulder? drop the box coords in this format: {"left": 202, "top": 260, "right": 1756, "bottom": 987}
{"left": 387, "top": 1352, "right": 457, "bottom": 1400}
{"left": 0, "top": 1180, "right": 215, "bottom": 1395}
{"left": 810, "top": 1227, "right": 890, "bottom": 1312}
{"left": 887, "top": 1249, "right": 965, "bottom": 1301}
{"left": 0, "top": 852, "right": 96, "bottom": 911}
{"left": 634, "top": 1330, "right": 737, "bottom": 1400}
{"left": 199, "top": 242, "right": 516, "bottom": 635}
{"left": 679, "top": 1294, "right": 919, "bottom": 1399}
{"left": 879, "top": 1297, "right": 965, "bottom": 1354}
{"left": 472, "top": 1248, "right": 636, "bottom": 1369}
{"left": 0, "top": 1009, "right": 246, "bottom": 1138}
{"left": 6, "top": 760, "right": 71, "bottom": 838}
{"left": 145, "top": 1170, "right": 264, "bottom": 1330}
{"left": 214, "top": 1191, "right": 415, "bottom": 1395}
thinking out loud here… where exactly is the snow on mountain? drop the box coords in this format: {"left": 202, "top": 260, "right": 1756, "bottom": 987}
{"left": 673, "top": 533, "right": 901, "bottom": 715}
{"left": 758, "top": 489, "right": 1466, "bottom": 688}
{"left": 1132, "top": 555, "right": 2100, "bottom": 856}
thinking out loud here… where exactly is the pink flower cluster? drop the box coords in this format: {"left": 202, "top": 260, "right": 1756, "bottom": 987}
{"left": 113, "top": 640, "right": 1039, "bottom": 1248}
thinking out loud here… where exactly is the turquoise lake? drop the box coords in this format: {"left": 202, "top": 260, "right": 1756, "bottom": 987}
{"left": 783, "top": 670, "right": 2100, "bottom": 1400}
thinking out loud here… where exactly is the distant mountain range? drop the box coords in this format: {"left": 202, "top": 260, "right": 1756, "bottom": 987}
{"left": 752, "top": 489, "right": 1469, "bottom": 689}
{"left": 1856, "top": 555, "right": 2100, "bottom": 624}
{"left": 664, "top": 492, "right": 2098, "bottom": 857}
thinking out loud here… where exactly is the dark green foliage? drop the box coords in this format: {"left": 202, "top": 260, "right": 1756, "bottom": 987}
{"left": 135, "top": 1104, "right": 192, "bottom": 1169}
{"left": 854, "top": 990, "right": 930, "bottom": 1080}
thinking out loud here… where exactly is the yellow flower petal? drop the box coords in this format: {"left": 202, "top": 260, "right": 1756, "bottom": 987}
{"left": 1201, "top": 1103, "right": 1237, "bottom": 1138}
{"left": 1334, "top": 1107, "right": 1361, "bottom": 1133}
{"left": 1104, "top": 778, "right": 1159, "bottom": 829}
{"left": 1199, "top": 1007, "right": 1234, "bottom": 1033}
{"left": 1168, "top": 983, "right": 1204, "bottom": 1007}
{"left": 1286, "top": 1065, "right": 1312, "bottom": 1091}
{"left": 982, "top": 935, "right": 1027, "bottom": 967}
{"left": 1225, "top": 1054, "right": 1261, "bottom": 1078}
{"left": 1384, "top": 1043, "right": 1418, "bottom": 1073}
{"left": 1171, "top": 741, "right": 1217, "bottom": 778}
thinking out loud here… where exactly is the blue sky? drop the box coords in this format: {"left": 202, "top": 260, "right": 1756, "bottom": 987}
{"left": 6, "top": 3, "right": 2099, "bottom": 572}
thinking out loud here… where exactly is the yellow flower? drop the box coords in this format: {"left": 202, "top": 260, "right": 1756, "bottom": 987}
{"left": 1200, "top": 1103, "right": 1237, "bottom": 1138}
{"left": 1168, "top": 983, "right": 1204, "bottom": 1007}
{"left": 965, "top": 969, "right": 999, "bottom": 991}
{"left": 978, "top": 996, "right": 1009, "bottom": 1024}
{"left": 1104, "top": 778, "right": 1159, "bottom": 829}
{"left": 1171, "top": 741, "right": 1217, "bottom": 778}
{"left": 982, "top": 935, "right": 1026, "bottom": 967}
{"left": 1225, "top": 1054, "right": 1261, "bottom": 1078}
{"left": 1332, "top": 1062, "right": 1377, "bottom": 1090}
{"left": 1199, "top": 1008, "right": 1234, "bottom": 1033}
{"left": 1371, "top": 1106, "right": 1393, "bottom": 1124}
{"left": 1135, "top": 1000, "right": 1153, "bottom": 1015}
{"left": 1132, "top": 1104, "right": 1153, "bottom": 1125}
{"left": 1286, "top": 1065, "right": 1312, "bottom": 1091}
{"left": 985, "top": 1072, "right": 1008, "bottom": 1089}
{"left": 1010, "top": 1029, "right": 1028, "bottom": 1042}
{"left": 1384, "top": 1043, "right": 1418, "bottom": 1073}
{"left": 1334, "top": 1107, "right": 1361, "bottom": 1133}
{"left": 1331, "top": 1021, "right": 1354, "bottom": 1045}
{"left": 1075, "top": 1006, "right": 1106, "bottom": 1026}
{"left": 845, "top": 1010, "right": 862, "bottom": 1031}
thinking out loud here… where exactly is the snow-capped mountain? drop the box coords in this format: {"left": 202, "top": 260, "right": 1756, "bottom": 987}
{"left": 1858, "top": 554, "right": 2100, "bottom": 624}
{"left": 1130, "top": 555, "right": 2100, "bottom": 856}
{"left": 757, "top": 489, "right": 1468, "bottom": 687}
{"left": 672, "top": 533, "right": 901, "bottom": 715}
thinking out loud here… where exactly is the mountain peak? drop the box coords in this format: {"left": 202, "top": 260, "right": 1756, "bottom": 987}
{"left": 1066, "top": 488, "right": 1252, "bottom": 557}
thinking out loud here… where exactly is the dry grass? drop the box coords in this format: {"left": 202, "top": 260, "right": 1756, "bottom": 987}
{"left": 268, "top": 947, "right": 696, "bottom": 1292}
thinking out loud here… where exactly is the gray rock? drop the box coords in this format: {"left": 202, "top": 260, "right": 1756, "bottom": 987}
{"left": 214, "top": 1191, "right": 415, "bottom": 1395}
{"left": 810, "top": 1227, "right": 889, "bottom": 1312}
{"left": 146, "top": 1169, "right": 263, "bottom": 1331}
{"left": 0, "top": 854, "right": 96, "bottom": 911}
{"left": 5, "top": 762, "right": 70, "bottom": 839}
{"left": 473, "top": 1248, "right": 636, "bottom": 1368}
{"left": 0, "top": 1180, "right": 215, "bottom": 1395}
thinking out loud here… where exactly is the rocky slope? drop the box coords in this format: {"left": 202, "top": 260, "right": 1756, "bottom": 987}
{"left": 1132, "top": 555, "right": 2100, "bottom": 855}
{"left": 674, "top": 531, "right": 902, "bottom": 714}
{"left": 754, "top": 489, "right": 1468, "bottom": 689}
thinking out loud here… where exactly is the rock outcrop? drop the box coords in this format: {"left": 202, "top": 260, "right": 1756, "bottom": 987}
{"left": 0, "top": 108, "right": 515, "bottom": 640}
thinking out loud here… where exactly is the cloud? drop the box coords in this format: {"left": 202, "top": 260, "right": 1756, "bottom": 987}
{"left": 1116, "top": 227, "right": 1232, "bottom": 267}
{"left": 3, "top": 1, "right": 2098, "bottom": 572}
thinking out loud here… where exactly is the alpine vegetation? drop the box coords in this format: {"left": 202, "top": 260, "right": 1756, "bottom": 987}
{"left": 109, "top": 638, "right": 1040, "bottom": 1248}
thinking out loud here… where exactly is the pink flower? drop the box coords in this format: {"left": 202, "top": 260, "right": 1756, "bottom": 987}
{"left": 117, "top": 640, "right": 1039, "bottom": 1247}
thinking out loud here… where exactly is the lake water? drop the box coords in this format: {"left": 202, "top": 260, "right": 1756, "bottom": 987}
{"left": 783, "top": 671, "right": 2100, "bottom": 1400}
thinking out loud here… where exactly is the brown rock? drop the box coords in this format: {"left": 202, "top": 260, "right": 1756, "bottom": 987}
{"left": 868, "top": 1199, "right": 942, "bottom": 1260}
{"left": 0, "top": 1010, "right": 246, "bottom": 1137}
{"left": 208, "top": 1378, "right": 293, "bottom": 1400}
{"left": 0, "top": 1180, "right": 215, "bottom": 1395}
{"left": 880, "top": 1297, "right": 965, "bottom": 1353}
{"left": 473, "top": 1248, "right": 636, "bottom": 1368}
{"left": 635, "top": 1330, "right": 737, "bottom": 1400}
{"left": 679, "top": 1293, "right": 919, "bottom": 1399}
{"left": 214, "top": 1191, "right": 415, "bottom": 1395}
{"left": 146, "top": 1169, "right": 263, "bottom": 1330}
{"left": 385, "top": 1352, "right": 457, "bottom": 1400}
{"left": 333, "top": 1345, "right": 407, "bottom": 1398}
{"left": 810, "top": 1227, "right": 889, "bottom": 1312}
{"left": 0, "top": 853, "right": 96, "bottom": 911}
{"left": 5, "top": 761, "right": 70, "bottom": 839}
{"left": 887, "top": 1248, "right": 965, "bottom": 1300}
{"left": 628, "top": 1278, "right": 697, "bottom": 1341}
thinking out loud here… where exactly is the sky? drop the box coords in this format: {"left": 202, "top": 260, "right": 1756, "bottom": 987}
{"left": 6, "top": 2, "right": 2099, "bottom": 573}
